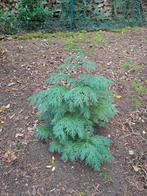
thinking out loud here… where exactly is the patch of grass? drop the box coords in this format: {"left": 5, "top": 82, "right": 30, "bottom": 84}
{"left": 131, "top": 81, "right": 147, "bottom": 94}
{"left": 132, "top": 96, "right": 142, "bottom": 107}
{"left": 64, "top": 32, "right": 87, "bottom": 51}
{"left": 64, "top": 36, "right": 79, "bottom": 51}
{"left": 101, "top": 169, "right": 112, "bottom": 182}
{"left": 112, "top": 27, "right": 132, "bottom": 33}
{"left": 12, "top": 32, "right": 51, "bottom": 40}
{"left": 112, "top": 27, "right": 142, "bottom": 33}
{"left": 121, "top": 59, "right": 132, "bottom": 71}
{"left": 6, "top": 30, "right": 104, "bottom": 47}
{"left": 11, "top": 32, "right": 74, "bottom": 40}
{"left": 0, "top": 35, "right": 8, "bottom": 40}
{"left": 87, "top": 47, "right": 96, "bottom": 54}
{"left": 121, "top": 59, "right": 144, "bottom": 71}
{"left": 95, "top": 32, "right": 104, "bottom": 44}
{"left": 0, "top": 31, "right": 85, "bottom": 41}
{"left": 79, "top": 192, "right": 88, "bottom": 196}
{"left": 65, "top": 42, "right": 79, "bottom": 50}
{"left": 2, "top": 30, "right": 103, "bottom": 53}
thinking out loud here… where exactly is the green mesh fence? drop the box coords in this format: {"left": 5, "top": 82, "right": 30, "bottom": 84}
{"left": 44, "top": 0, "right": 146, "bottom": 32}
{"left": 0, "top": 0, "right": 146, "bottom": 34}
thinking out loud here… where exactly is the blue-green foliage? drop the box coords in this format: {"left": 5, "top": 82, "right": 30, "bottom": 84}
{"left": 35, "top": 124, "right": 53, "bottom": 140}
{"left": 29, "top": 52, "right": 117, "bottom": 171}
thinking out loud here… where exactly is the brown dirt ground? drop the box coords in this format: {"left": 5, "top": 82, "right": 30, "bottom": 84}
{"left": 0, "top": 28, "right": 147, "bottom": 196}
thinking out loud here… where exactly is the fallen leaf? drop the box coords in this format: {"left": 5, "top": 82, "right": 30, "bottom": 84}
{"left": 7, "top": 82, "right": 16, "bottom": 87}
{"left": 115, "top": 95, "right": 122, "bottom": 99}
{"left": 46, "top": 165, "right": 52, "bottom": 169}
{"left": 5, "top": 104, "right": 10, "bottom": 109}
{"left": 27, "top": 127, "right": 33, "bottom": 131}
{"left": 132, "top": 165, "right": 140, "bottom": 172}
{"left": 15, "top": 133, "right": 24, "bottom": 138}
{"left": 51, "top": 166, "right": 56, "bottom": 172}
{"left": 0, "top": 104, "right": 10, "bottom": 112}
{"left": 4, "top": 149, "right": 17, "bottom": 163}
{"left": 42, "top": 63, "right": 47, "bottom": 67}
{"left": 0, "top": 116, "right": 5, "bottom": 125}
{"left": 0, "top": 119, "right": 5, "bottom": 124}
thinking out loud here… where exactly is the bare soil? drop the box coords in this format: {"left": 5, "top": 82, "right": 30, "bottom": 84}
{"left": 0, "top": 28, "right": 147, "bottom": 196}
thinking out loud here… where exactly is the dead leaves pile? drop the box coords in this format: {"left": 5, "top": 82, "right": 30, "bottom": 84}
{"left": 119, "top": 108, "right": 147, "bottom": 191}
{"left": 0, "top": 104, "right": 10, "bottom": 127}
{"left": 0, "top": 47, "right": 7, "bottom": 60}
{"left": 127, "top": 152, "right": 147, "bottom": 191}
{"left": 121, "top": 108, "right": 146, "bottom": 141}
{"left": 3, "top": 149, "right": 17, "bottom": 164}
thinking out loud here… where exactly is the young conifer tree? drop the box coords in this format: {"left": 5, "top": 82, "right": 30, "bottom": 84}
{"left": 29, "top": 52, "right": 117, "bottom": 171}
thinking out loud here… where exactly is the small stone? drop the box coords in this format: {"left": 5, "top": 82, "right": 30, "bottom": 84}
{"left": 129, "top": 150, "right": 134, "bottom": 155}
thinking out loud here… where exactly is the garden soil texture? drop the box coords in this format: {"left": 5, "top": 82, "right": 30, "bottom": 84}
{"left": 0, "top": 28, "right": 147, "bottom": 196}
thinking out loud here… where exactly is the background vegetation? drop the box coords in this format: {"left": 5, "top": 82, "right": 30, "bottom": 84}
{"left": 0, "top": 0, "right": 146, "bottom": 34}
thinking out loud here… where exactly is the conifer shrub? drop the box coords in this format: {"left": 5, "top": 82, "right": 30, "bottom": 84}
{"left": 29, "top": 52, "right": 117, "bottom": 171}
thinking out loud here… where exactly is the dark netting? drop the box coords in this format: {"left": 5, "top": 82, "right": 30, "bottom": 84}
{"left": 0, "top": 0, "right": 147, "bottom": 34}
{"left": 41, "top": 0, "right": 146, "bottom": 31}
{"left": 43, "top": 0, "right": 146, "bottom": 32}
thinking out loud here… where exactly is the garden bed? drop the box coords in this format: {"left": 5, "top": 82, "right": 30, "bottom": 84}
{"left": 0, "top": 27, "right": 147, "bottom": 195}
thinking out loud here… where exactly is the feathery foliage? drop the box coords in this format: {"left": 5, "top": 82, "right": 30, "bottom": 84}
{"left": 29, "top": 52, "right": 117, "bottom": 171}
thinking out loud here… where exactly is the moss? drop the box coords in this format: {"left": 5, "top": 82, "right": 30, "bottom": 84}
{"left": 12, "top": 32, "right": 50, "bottom": 40}
{"left": 112, "top": 27, "right": 142, "bottom": 33}
{"left": 121, "top": 59, "right": 144, "bottom": 71}
{"left": 131, "top": 81, "right": 147, "bottom": 94}
{"left": 0, "top": 27, "right": 144, "bottom": 41}
{"left": 79, "top": 192, "right": 87, "bottom": 196}
{"left": 87, "top": 47, "right": 96, "bottom": 54}
{"left": 11, "top": 31, "right": 87, "bottom": 41}
{"left": 64, "top": 31, "right": 105, "bottom": 51}
{"left": 101, "top": 169, "right": 112, "bottom": 182}
{"left": 95, "top": 32, "right": 105, "bottom": 44}
{"left": 10, "top": 30, "right": 104, "bottom": 46}
{"left": 65, "top": 42, "right": 79, "bottom": 50}
{"left": 11, "top": 32, "right": 72, "bottom": 40}
{"left": 132, "top": 96, "right": 142, "bottom": 107}
{"left": 64, "top": 31, "right": 89, "bottom": 51}
{"left": 121, "top": 59, "right": 132, "bottom": 70}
